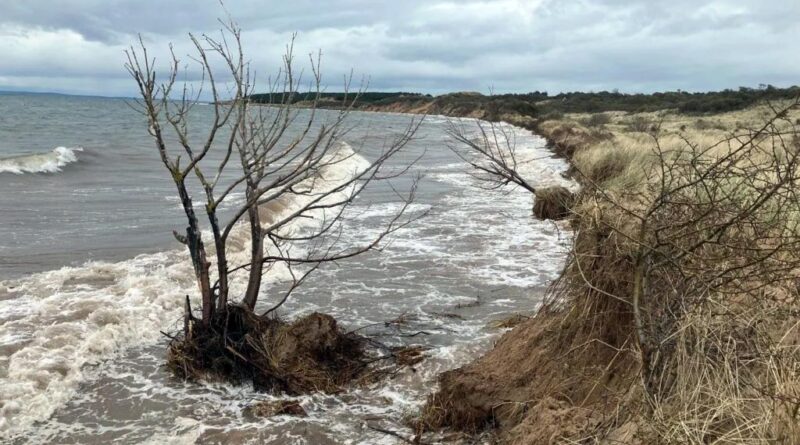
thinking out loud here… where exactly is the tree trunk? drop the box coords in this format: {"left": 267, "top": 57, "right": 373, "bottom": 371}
{"left": 176, "top": 180, "right": 214, "bottom": 325}
{"left": 242, "top": 194, "right": 264, "bottom": 310}
{"left": 209, "top": 211, "right": 229, "bottom": 310}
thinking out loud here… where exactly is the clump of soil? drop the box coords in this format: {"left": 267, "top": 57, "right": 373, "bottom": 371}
{"left": 532, "top": 186, "right": 574, "bottom": 220}
{"left": 167, "top": 305, "right": 377, "bottom": 394}
{"left": 485, "top": 313, "right": 529, "bottom": 329}
{"left": 416, "top": 310, "right": 644, "bottom": 444}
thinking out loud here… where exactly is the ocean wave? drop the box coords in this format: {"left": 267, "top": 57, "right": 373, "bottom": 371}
{"left": 0, "top": 126, "right": 578, "bottom": 442}
{"left": 0, "top": 141, "right": 376, "bottom": 438}
{"left": 0, "top": 146, "right": 82, "bottom": 174}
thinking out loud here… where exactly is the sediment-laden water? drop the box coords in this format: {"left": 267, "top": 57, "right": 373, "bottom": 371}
{"left": 0, "top": 93, "right": 574, "bottom": 444}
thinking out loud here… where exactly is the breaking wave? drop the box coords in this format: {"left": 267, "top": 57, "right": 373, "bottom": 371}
{"left": 0, "top": 147, "right": 82, "bottom": 174}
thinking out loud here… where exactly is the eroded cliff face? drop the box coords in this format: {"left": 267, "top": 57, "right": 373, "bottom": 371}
{"left": 417, "top": 311, "right": 645, "bottom": 444}
{"left": 355, "top": 92, "right": 539, "bottom": 130}
{"left": 415, "top": 102, "right": 800, "bottom": 444}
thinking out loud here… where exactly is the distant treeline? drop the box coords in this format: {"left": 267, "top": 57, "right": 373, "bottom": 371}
{"left": 248, "top": 85, "right": 800, "bottom": 116}
{"left": 248, "top": 91, "right": 431, "bottom": 105}
{"left": 456, "top": 85, "right": 800, "bottom": 115}
{"left": 533, "top": 85, "right": 800, "bottom": 114}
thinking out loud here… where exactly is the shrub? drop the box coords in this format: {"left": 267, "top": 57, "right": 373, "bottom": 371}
{"left": 582, "top": 113, "right": 612, "bottom": 127}
{"left": 694, "top": 118, "right": 725, "bottom": 130}
{"left": 626, "top": 116, "right": 651, "bottom": 133}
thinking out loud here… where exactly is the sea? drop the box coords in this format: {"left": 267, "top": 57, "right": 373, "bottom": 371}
{"left": 0, "top": 92, "right": 574, "bottom": 444}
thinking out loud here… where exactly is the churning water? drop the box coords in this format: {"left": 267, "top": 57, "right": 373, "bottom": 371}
{"left": 0, "top": 92, "right": 574, "bottom": 444}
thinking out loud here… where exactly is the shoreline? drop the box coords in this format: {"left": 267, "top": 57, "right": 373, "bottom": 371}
{"left": 318, "top": 98, "right": 598, "bottom": 444}
{"left": 363, "top": 97, "right": 800, "bottom": 444}
{"left": 0, "top": 106, "right": 576, "bottom": 440}
{"left": 322, "top": 94, "right": 580, "bottom": 166}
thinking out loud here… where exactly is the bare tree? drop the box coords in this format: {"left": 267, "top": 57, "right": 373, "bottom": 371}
{"left": 446, "top": 118, "right": 537, "bottom": 193}
{"left": 124, "top": 19, "right": 421, "bottom": 334}
{"left": 446, "top": 118, "right": 575, "bottom": 220}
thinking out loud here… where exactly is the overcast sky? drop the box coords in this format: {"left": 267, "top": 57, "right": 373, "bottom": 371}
{"left": 0, "top": 0, "right": 798, "bottom": 97}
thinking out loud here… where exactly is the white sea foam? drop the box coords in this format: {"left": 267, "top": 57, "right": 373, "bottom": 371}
{"left": 0, "top": 142, "right": 376, "bottom": 439}
{"left": 0, "top": 146, "right": 82, "bottom": 174}
{"left": 0, "top": 252, "right": 194, "bottom": 437}
{"left": 1, "top": 120, "right": 579, "bottom": 443}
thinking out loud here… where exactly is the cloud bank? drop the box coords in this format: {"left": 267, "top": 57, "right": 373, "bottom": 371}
{"left": 0, "top": 0, "right": 798, "bottom": 97}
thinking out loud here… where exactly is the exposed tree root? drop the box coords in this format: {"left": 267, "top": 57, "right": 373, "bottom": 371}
{"left": 166, "top": 305, "right": 423, "bottom": 395}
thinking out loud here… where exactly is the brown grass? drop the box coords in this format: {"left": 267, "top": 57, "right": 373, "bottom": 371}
{"left": 543, "top": 102, "right": 800, "bottom": 443}
{"left": 417, "top": 100, "right": 800, "bottom": 444}
{"left": 532, "top": 186, "right": 574, "bottom": 220}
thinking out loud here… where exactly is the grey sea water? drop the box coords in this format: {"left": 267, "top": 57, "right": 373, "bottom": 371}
{"left": 0, "top": 92, "right": 574, "bottom": 444}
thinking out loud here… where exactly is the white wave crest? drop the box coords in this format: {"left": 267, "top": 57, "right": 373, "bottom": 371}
{"left": 0, "top": 147, "right": 82, "bottom": 174}
{"left": 0, "top": 252, "right": 196, "bottom": 438}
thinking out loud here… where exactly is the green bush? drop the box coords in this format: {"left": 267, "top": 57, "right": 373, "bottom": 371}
{"left": 248, "top": 91, "right": 429, "bottom": 105}
{"left": 538, "top": 86, "right": 800, "bottom": 115}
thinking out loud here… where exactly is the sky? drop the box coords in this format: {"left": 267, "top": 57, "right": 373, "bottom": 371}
{"left": 0, "top": 0, "right": 798, "bottom": 97}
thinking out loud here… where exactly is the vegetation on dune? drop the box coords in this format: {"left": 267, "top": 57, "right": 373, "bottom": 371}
{"left": 416, "top": 99, "right": 800, "bottom": 444}
{"left": 537, "top": 85, "right": 800, "bottom": 114}
{"left": 262, "top": 85, "right": 800, "bottom": 120}
{"left": 248, "top": 91, "right": 431, "bottom": 106}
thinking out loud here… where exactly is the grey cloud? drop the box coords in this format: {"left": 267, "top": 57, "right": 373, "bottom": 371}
{"left": 0, "top": 0, "right": 798, "bottom": 97}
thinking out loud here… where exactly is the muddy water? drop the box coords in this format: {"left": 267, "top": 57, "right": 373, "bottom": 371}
{"left": 0, "top": 93, "right": 574, "bottom": 444}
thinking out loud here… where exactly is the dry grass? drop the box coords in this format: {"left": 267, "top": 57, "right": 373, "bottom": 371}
{"left": 560, "top": 102, "right": 800, "bottom": 190}
{"left": 532, "top": 186, "right": 574, "bottom": 220}
{"left": 412, "top": 99, "right": 800, "bottom": 444}
{"left": 530, "top": 100, "right": 800, "bottom": 444}
{"left": 649, "top": 303, "right": 800, "bottom": 444}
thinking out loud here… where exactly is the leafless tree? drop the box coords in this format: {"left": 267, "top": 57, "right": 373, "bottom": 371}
{"left": 445, "top": 119, "right": 537, "bottom": 194}
{"left": 124, "top": 19, "right": 421, "bottom": 332}
{"left": 446, "top": 118, "right": 576, "bottom": 220}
